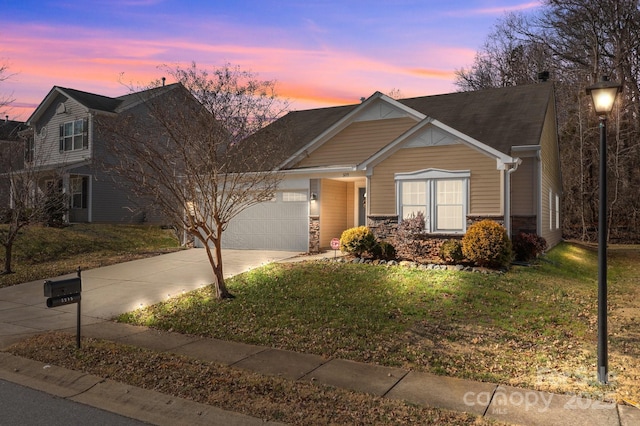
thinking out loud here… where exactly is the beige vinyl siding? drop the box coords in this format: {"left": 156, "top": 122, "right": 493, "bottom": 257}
{"left": 34, "top": 94, "right": 91, "bottom": 167}
{"left": 370, "top": 144, "right": 500, "bottom": 215}
{"left": 319, "top": 179, "right": 349, "bottom": 248}
{"left": 346, "top": 182, "right": 355, "bottom": 229}
{"left": 296, "top": 117, "right": 415, "bottom": 168}
{"left": 511, "top": 156, "right": 536, "bottom": 215}
{"left": 539, "top": 101, "right": 563, "bottom": 247}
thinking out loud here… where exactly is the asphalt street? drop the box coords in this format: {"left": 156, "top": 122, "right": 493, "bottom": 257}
{"left": 0, "top": 379, "right": 149, "bottom": 426}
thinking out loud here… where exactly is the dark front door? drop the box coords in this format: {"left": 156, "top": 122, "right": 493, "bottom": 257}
{"left": 358, "top": 187, "right": 366, "bottom": 226}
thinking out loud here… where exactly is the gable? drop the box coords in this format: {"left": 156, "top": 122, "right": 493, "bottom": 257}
{"left": 293, "top": 117, "right": 416, "bottom": 168}
{"left": 282, "top": 93, "right": 421, "bottom": 170}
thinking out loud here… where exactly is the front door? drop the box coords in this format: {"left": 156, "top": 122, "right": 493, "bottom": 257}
{"left": 358, "top": 187, "right": 366, "bottom": 226}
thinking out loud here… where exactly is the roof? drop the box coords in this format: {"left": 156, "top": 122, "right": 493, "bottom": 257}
{"left": 26, "top": 83, "right": 183, "bottom": 124}
{"left": 0, "top": 119, "right": 27, "bottom": 140}
{"left": 398, "top": 83, "right": 553, "bottom": 155}
{"left": 255, "top": 83, "right": 553, "bottom": 171}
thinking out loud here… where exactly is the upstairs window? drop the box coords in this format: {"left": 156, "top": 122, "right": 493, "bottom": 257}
{"left": 59, "top": 118, "right": 88, "bottom": 152}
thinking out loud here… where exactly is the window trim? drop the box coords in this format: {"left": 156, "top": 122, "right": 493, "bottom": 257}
{"left": 59, "top": 118, "right": 88, "bottom": 152}
{"left": 69, "top": 176, "right": 88, "bottom": 209}
{"left": 396, "top": 169, "right": 470, "bottom": 234}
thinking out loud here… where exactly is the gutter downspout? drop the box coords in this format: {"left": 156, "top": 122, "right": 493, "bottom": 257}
{"left": 504, "top": 159, "right": 521, "bottom": 238}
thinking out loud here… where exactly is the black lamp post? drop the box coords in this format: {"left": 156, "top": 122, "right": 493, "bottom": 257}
{"left": 585, "top": 76, "right": 621, "bottom": 384}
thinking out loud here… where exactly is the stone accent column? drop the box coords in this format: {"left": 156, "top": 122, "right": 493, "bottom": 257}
{"left": 309, "top": 215, "right": 320, "bottom": 253}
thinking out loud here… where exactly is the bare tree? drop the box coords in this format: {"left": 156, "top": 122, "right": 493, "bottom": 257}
{"left": 98, "top": 63, "right": 290, "bottom": 299}
{"left": 1, "top": 129, "right": 67, "bottom": 274}
{"left": 455, "top": 1, "right": 640, "bottom": 243}
{"left": 0, "top": 62, "right": 15, "bottom": 118}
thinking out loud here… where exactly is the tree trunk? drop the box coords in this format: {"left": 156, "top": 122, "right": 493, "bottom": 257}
{"left": 199, "top": 227, "right": 234, "bottom": 300}
{"left": 2, "top": 241, "right": 13, "bottom": 274}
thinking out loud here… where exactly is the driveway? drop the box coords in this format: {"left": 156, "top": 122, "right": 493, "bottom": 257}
{"left": 0, "top": 249, "right": 300, "bottom": 349}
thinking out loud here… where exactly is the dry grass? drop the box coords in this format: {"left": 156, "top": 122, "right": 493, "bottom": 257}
{"left": 7, "top": 333, "right": 501, "bottom": 426}
{"left": 116, "top": 242, "right": 640, "bottom": 406}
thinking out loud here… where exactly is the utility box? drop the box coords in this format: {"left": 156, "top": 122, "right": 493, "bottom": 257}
{"left": 44, "top": 277, "right": 82, "bottom": 298}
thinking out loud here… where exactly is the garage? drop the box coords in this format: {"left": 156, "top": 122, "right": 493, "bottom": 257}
{"left": 220, "top": 188, "right": 309, "bottom": 252}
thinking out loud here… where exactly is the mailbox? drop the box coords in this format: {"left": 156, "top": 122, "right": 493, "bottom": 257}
{"left": 44, "top": 277, "right": 82, "bottom": 298}
{"left": 43, "top": 270, "right": 83, "bottom": 348}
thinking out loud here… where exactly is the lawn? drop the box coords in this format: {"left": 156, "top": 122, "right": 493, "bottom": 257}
{"left": 0, "top": 224, "right": 181, "bottom": 288}
{"left": 118, "top": 242, "right": 640, "bottom": 405}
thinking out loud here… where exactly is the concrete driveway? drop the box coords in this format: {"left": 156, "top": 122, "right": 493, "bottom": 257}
{"left": 0, "top": 249, "right": 300, "bottom": 349}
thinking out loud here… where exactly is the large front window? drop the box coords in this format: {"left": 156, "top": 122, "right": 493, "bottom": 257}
{"left": 397, "top": 169, "right": 469, "bottom": 233}
{"left": 59, "top": 118, "right": 88, "bottom": 152}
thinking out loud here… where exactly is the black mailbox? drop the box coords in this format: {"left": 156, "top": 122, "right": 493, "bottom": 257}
{"left": 44, "top": 277, "right": 82, "bottom": 298}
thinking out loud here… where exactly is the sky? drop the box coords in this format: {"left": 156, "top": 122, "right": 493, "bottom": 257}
{"left": 1, "top": 0, "right": 541, "bottom": 121}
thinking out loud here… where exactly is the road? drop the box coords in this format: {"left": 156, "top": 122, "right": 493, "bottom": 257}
{"left": 0, "top": 379, "right": 149, "bottom": 426}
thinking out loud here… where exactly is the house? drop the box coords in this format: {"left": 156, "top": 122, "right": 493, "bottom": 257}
{"left": 220, "top": 82, "right": 562, "bottom": 252}
{"left": 0, "top": 118, "right": 28, "bottom": 209}
{"left": 23, "top": 84, "right": 184, "bottom": 224}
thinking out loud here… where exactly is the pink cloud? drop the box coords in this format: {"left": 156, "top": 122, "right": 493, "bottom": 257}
{"left": 2, "top": 19, "right": 467, "bottom": 120}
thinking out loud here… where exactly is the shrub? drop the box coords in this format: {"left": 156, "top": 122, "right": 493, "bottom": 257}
{"left": 377, "top": 240, "right": 397, "bottom": 260}
{"left": 512, "top": 232, "right": 547, "bottom": 262}
{"left": 439, "top": 239, "right": 464, "bottom": 264}
{"left": 462, "top": 220, "right": 512, "bottom": 268}
{"left": 394, "top": 212, "right": 426, "bottom": 260}
{"left": 340, "top": 226, "right": 376, "bottom": 257}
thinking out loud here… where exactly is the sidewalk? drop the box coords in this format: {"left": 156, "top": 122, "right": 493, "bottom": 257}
{"left": 1, "top": 249, "right": 639, "bottom": 425}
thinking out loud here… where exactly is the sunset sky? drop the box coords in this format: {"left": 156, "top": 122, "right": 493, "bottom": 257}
{"left": 1, "top": 0, "right": 541, "bottom": 121}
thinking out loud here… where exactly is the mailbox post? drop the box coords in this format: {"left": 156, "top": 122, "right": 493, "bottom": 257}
{"left": 44, "top": 268, "right": 82, "bottom": 348}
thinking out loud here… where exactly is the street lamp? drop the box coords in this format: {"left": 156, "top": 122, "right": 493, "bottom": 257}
{"left": 585, "top": 76, "right": 621, "bottom": 384}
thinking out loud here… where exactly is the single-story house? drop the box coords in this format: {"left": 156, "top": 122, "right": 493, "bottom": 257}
{"left": 220, "top": 82, "right": 562, "bottom": 252}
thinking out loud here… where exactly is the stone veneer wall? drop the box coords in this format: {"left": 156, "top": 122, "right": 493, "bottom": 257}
{"left": 511, "top": 215, "right": 537, "bottom": 235}
{"left": 309, "top": 215, "right": 320, "bottom": 253}
{"left": 367, "top": 215, "right": 399, "bottom": 240}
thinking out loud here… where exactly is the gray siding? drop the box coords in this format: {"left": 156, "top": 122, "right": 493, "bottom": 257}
{"left": 34, "top": 94, "right": 92, "bottom": 168}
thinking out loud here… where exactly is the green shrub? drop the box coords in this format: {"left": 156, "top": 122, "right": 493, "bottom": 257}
{"left": 462, "top": 220, "right": 512, "bottom": 268}
{"left": 340, "top": 226, "right": 376, "bottom": 257}
{"left": 439, "top": 239, "right": 464, "bottom": 264}
{"left": 512, "top": 232, "right": 547, "bottom": 262}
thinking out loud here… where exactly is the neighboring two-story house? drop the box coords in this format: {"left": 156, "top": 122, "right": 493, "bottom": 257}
{"left": 24, "top": 84, "right": 184, "bottom": 224}
{"left": 0, "top": 118, "right": 28, "bottom": 209}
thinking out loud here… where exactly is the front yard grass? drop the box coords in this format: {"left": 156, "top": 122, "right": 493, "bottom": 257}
{"left": 118, "top": 242, "right": 640, "bottom": 405}
{"left": 0, "top": 224, "right": 181, "bottom": 288}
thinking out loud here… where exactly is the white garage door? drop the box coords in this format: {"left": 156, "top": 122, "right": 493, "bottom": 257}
{"left": 221, "top": 190, "right": 309, "bottom": 252}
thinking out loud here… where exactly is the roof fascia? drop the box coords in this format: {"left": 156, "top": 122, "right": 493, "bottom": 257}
{"left": 360, "top": 117, "right": 518, "bottom": 173}
{"left": 26, "top": 87, "right": 69, "bottom": 125}
{"left": 115, "top": 83, "right": 183, "bottom": 113}
{"left": 278, "top": 91, "right": 425, "bottom": 169}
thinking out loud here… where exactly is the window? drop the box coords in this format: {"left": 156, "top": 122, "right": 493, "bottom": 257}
{"left": 555, "top": 194, "right": 560, "bottom": 230}
{"left": 397, "top": 169, "right": 469, "bottom": 233}
{"left": 282, "top": 191, "right": 307, "bottom": 202}
{"left": 436, "top": 180, "right": 464, "bottom": 230}
{"left": 24, "top": 135, "right": 34, "bottom": 163}
{"left": 59, "top": 118, "right": 88, "bottom": 152}
{"left": 70, "top": 176, "right": 87, "bottom": 209}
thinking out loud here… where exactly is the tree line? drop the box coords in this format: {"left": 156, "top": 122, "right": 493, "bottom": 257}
{"left": 455, "top": 0, "right": 640, "bottom": 243}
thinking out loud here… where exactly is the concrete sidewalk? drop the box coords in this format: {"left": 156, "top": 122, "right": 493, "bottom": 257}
{"left": 1, "top": 248, "right": 639, "bottom": 425}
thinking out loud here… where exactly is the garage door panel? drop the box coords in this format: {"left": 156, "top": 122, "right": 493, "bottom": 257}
{"left": 221, "top": 193, "right": 308, "bottom": 251}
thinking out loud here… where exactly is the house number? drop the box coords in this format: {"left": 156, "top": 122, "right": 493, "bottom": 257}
{"left": 343, "top": 173, "right": 350, "bottom": 177}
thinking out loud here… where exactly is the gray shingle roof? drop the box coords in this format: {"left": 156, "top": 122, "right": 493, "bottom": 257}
{"left": 261, "top": 83, "right": 553, "bottom": 171}
{"left": 56, "top": 87, "right": 123, "bottom": 112}
{"left": 399, "top": 83, "right": 553, "bottom": 154}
